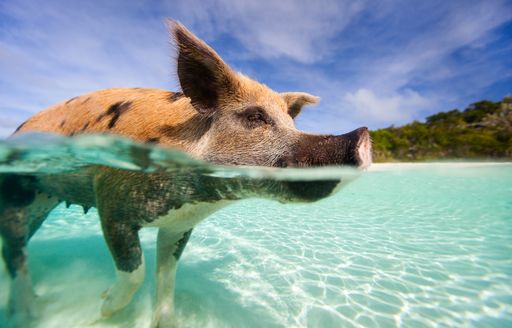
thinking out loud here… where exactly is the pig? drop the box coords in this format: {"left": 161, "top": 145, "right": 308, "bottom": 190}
{"left": 0, "top": 21, "right": 371, "bottom": 327}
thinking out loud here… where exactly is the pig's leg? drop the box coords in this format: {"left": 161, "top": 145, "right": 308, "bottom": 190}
{"left": 1, "top": 207, "right": 35, "bottom": 328}
{"left": 151, "top": 228, "right": 192, "bottom": 328}
{"left": 1, "top": 175, "right": 59, "bottom": 327}
{"left": 98, "top": 215, "right": 145, "bottom": 317}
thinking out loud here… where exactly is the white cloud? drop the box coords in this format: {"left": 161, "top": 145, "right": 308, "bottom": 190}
{"left": 170, "top": 0, "right": 364, "bottom": 63}
{"left": 322, "top": 0, "right": 512, "bottom": 130}
{"left": 356, "top": 0, "right": 512, "bottom": 93}
{"left": 344, "top": 88, "right": 431, "bottom": 126}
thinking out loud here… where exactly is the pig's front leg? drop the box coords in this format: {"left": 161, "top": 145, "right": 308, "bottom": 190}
{"left": 96, "top": 194, "right": 146, "bottom": 317}
{"left": 99, "top": 220, "right": 146, "bottom": 317}
{"left": 151, "top": 228, "right": 192, "bottom": 328}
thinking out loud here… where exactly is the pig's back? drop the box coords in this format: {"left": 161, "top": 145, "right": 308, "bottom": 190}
{"left": 14, "top": 88, "right": 198, "bottom": 150}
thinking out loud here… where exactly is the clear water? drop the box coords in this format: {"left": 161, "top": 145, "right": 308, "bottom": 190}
{"left": 0, "top": 135, "right": 511, "bottom": 327}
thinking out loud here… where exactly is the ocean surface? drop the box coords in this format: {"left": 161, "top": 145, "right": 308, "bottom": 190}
{"left": 0, "top": 134, "right": 511, "bottom": 327}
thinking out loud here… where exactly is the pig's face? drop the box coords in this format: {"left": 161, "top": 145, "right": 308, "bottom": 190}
{"left": 172, "top": 22, "right": 372, "bottom": 172}
{"left": 199, "top": 78, "right": 312, "bottom": 166}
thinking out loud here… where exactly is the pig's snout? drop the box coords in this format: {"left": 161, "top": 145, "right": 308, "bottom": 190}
{"left": 274, "top": 127, "right": 372, "bottom": 202}
{"left": 278, "top": 127, "right": 372, "bottom": 169}
{"left": 341, "top": 127, "right": 372, "bottom": 169}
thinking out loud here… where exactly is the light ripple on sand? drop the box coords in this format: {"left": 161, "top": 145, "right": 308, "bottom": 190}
{"left": 0, "top": 164, "right": 511, "bottom": 327}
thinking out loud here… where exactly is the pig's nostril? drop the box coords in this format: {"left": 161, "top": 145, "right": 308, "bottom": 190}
{"left": 275, "top": 158, "right": 289, "bottom": 168}
{"left": 356, "top": 128, "right": 372, "bottom": 169}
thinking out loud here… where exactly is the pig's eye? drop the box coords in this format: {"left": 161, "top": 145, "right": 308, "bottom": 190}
{"left": 247, "top": 113, "right": 264, "bottom": 122}
{"left": 239, "top": 106, "right": 272, "bottom": 128}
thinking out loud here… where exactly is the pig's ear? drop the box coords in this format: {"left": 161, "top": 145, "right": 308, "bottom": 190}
{"left": 281, "top": 92, "right": 320, "bottom": 119}
{"left": 169, "top": 20, "right": 239, "bottom": 115}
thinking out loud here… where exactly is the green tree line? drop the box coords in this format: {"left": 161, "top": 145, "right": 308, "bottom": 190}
{"left": 370, "top": 97, "right": 512, "bottom": 162}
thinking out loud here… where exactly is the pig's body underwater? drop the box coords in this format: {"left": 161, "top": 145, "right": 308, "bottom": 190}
{"left": 0, "top": 21, "right": 371, "bottom": 328}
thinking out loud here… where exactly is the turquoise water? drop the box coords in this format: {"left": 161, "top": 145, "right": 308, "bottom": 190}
{"left": 0, "top": 135, "right": 511, "bottom": 327}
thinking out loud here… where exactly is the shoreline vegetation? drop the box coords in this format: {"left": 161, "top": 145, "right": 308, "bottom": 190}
{"left": 370, "top": 97, "right": 512, "bottom": 162}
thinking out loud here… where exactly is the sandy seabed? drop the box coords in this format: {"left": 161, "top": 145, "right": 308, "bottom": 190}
{"left": 1, "top": 163, "right": 511, "bottom": 327}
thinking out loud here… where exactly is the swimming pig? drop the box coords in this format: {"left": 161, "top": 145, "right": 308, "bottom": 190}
{"left": 0, "top": 21, "right": 371, "bottom": 327}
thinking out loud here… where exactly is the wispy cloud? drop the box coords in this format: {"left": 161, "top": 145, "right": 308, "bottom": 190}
{"left": 345, "top": 89, "right": 431, "bottom": 125}
{"left": 296, "top": 0, "right": 512, "bottom": 130}
{"left": 0, "top": 0, "right": 511, "bottom": 138}
{"left": 169, "top": 0, "right": 364, "bottom": 63}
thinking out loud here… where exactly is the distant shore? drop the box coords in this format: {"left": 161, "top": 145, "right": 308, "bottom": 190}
{"left": 370, "top": 98, "right": 512, "bottom": 162}
{"left": 368, "top": 162, "right": 512, "bottom": 171}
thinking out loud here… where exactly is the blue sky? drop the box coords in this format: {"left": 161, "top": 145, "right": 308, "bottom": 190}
{"left": 0, "top": 0, "right": 511, "bottom": 137}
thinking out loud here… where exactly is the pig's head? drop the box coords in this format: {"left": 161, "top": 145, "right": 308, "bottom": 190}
{"left": 171, "top": 22, "right": 371, "bottom": 201}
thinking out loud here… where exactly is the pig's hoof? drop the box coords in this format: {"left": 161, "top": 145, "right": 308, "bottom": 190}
{"left": 7, "top": 286, "right": 37, "bottom": 327}
{"left": 6, "top": 301, "right": 37, "bottom": 328}
{"left": 154, "top": 319, "right": 179, "bottom": 328}
{"left": 6, "top": 312, "right": 35, "bottom": 328}
{"left": 151, "top": 306, "right": 178, "bottom": 328}
{"left": 100, "top": 285, "right": 133, "bottom": 317}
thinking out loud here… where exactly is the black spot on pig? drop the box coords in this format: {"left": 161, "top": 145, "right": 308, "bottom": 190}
{"left": 97, "top": 101, "right": 133, "bottom": 129}
{"left": 14, "top": 121, "right": 27, "bottom": 133}
{"left": 66, "top": 97, "right": 78, "bottom": 104}
{"left": 80, "top": 122, "right": 89, "bottom": 132}
{"left": 146, "top": 137, "right": 160, "bottom": 144}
